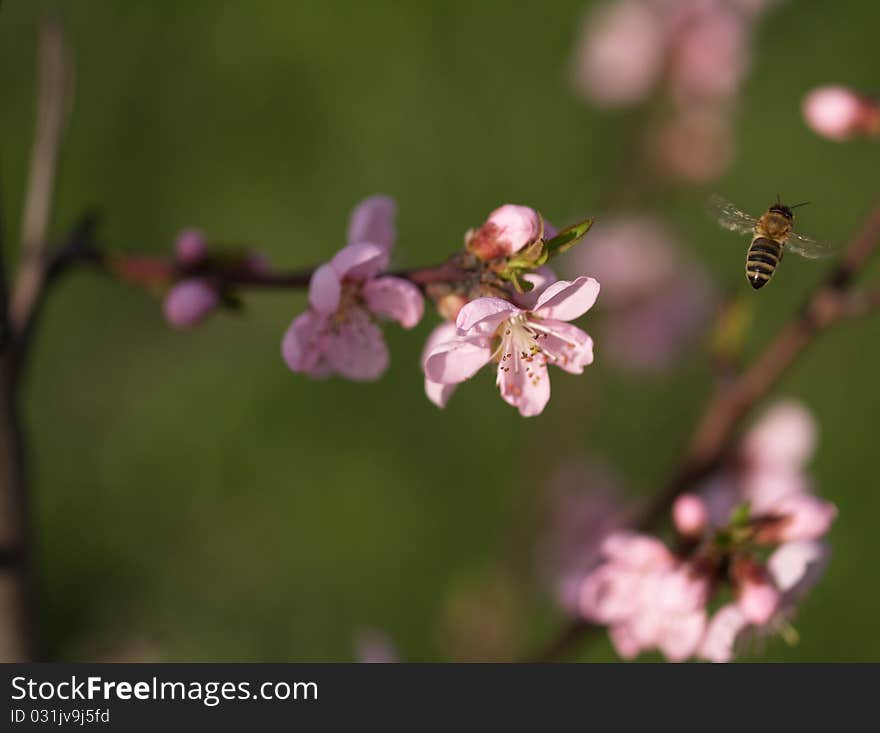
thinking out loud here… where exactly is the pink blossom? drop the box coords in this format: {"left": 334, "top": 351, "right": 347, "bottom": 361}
{"left": 163, "top": 279, "right": 220, "bottom": 328}
{"left": 282, "top": 197, "right": 423, "bottom": 381}
{"left": 580, "top": 531, "right": 709, "bottom": 661}
{"left": 732, "top": 557, "right": 779, "bottom": 624}
{"left": 673, "top": 493, "right": 708, "bottom": 538}
{"left": 573, "top": 0, "right": 666, "bottom": 106}
{"left": 741, "top": 401, "right": 817, "bottom": 474}
{"left": 466, "top": 205, "right": 543, "bottom": 261}
{"left": 803, "top": 86, "right": 880, "bottom": 142}
{"left": 668, "top": 7, "right": 750, "bottom": 103}
{"left": 566, "top": 217, "right": 713, "bottom": 372}
{"left": 423, "top": 277, "right": 599, "bottom": 417}
{"left": 698, "top": 603, "right": 748, "bottom": 662}
{"left": 700, "top": 541, "right": 829, "bottom": 662}
{"left": 174, "top": 228, "right": 208, "bottom": 265}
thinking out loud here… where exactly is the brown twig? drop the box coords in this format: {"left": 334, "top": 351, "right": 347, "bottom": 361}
{"left": 10, "top": 19, "right": 72, "bottom": 336}
{"left": 529, "top": 200, "right": 880, "bottom": 662}
{"left": 0, "top": 18, "right": 73, "bottom": 662}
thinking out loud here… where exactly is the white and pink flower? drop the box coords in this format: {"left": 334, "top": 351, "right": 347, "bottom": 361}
{"left": 423, "top": 277, "right": 599, "bottom": 417}
{"left": 579, "top": 531, "right": 710, "bottom": 662}
{"left": 282, "top": 197, "right": 424, "bottom": 381}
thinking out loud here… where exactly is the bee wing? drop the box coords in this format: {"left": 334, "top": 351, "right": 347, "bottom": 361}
{"left": 786, "top": 231, "right": 835, "bottom": 259}
{"left": 708, "top": 195, "right": 759, "bottom": 236}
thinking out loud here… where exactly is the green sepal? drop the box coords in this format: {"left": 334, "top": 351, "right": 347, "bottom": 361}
{"left": 544, "top": 218, "right": 593, "bottom": 257}
{"left": 729, "top": 502, "right": 752, "bottom": 529}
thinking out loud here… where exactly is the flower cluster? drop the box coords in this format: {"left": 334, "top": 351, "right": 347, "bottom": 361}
{"left": 573, "top": 0, "right": 781, "bottom": 181}
{"left": 278, "top": 200, "right": 598, "bottom": 416}
{"left": 574, "top": 401, "right": 836, "bottom": 662}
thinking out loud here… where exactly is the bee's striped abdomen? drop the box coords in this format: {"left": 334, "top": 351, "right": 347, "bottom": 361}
{"left": 746, "top": 236, "right": 783, "bottom": 290}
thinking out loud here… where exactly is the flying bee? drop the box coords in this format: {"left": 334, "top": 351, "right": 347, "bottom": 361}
{"left": 710, "top": 195, "right": 833, "bottom": 289}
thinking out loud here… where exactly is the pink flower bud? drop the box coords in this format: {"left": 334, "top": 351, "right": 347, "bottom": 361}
{"left": 673, "top": 493, "right": 708, "bottom": 538}
{"left": 174, "top": 229, "right": 208, "bottom": 265}
{"left": 163, "top": 278, "right": 220, "bottom": 328}
{"left": 466, "top": 205, "right": 541, "bottom": 260}
{"left": 732, "top": 557, "right": 780, "bottom": 625}
{"left": 803, "top": 86, "right": 880, "bottom": 141}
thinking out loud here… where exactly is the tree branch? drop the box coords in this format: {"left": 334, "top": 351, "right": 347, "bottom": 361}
{"left": 528, "top": 200, "right": 880, "bottom": 662}
{"left": 0, "top": 18, "right": 74, "bottom": 662}
{"left": 9, "top": 18, "right": 72, "bottom": 336}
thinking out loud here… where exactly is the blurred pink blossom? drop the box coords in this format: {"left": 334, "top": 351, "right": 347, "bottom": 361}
{"left": 579, "top": 531, "right": 710, "bottom": 661}
{"left": 423, "top": 277, "right": 599, "bottom": 416}
{"left": 574, "top": 0, "right": 781, "bottom": 182}
{"left": 802, "top": 86, "right": 880, "bottom": 141}
{"left": 574, "top": 0, "right": 777, "bottom": 108}
{"left": 173, "top": 228, "right": 208, "bottom": 265}
{"left": 700, "top": 541, "right": 829, "bottom": 662}
{"left": 668, "top": 6, "right": 750, "bottom": 103}
{"left": 672, "top": 493, "right": 708, "bottom": 538}
{"left": 701, "top": 401, "right": 824, "bottom": 527}
{"left": 731, "top": 556, "right": 779, "bottom": 624}
{"left": 163, "top": 278, "right": 220, "bottom": 329}
{"left": 282, "top": 197, "right": 423, "bottom": 381}
{"left": 566, "top": 217, "right": 713, "bottom": 372}
{"left": 355, "top": 630, "right": 400, "bottom": 663}
{"left": 573, "top": 0, "right": 666, "bottom": 106}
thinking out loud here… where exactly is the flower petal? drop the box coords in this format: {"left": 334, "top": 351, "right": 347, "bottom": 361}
{"left": 456, "top": 297, "right": 520, "bottom": 333}
{"left": 331, "top": 242, "right": 389, "bottom": 281}
{"left": 533, "top": 276, "right": 601, "bottom": 321}
{"left": 424, "top": 334, "right": 492, "bottom": 385}
{"left": 699, "top": 604, "right": 748, "bottom": 663}
{"left": 362, "top": 276, "right": 424, "bottom": 329}
{"left": 532, "top": 318, "right": 594, "bottom": 374}
{"left": 425, "top": 379, "right": 457, "bottom": 409}
{"left": 767, "top": 541, "right": 829, "bottom": 596}
{"left": 282, "top": 310, "right": 328, "bottom": 376}
{"left": 308, "top": 263, "right": 342, "bottom": 314}
{"left": 496, "top": 352, "right": 551, "bottom": 416}
{"left": 421, "top": 322, "right": 461, "bottom": 408}
{"left": 347, "top": 195, "right": 396, "bottom": 251}
{"left": 323, "top": 307, "right": 389, "bottom": 381}
{"left": 658, "top": 609, "right": 707, "bottom": 663}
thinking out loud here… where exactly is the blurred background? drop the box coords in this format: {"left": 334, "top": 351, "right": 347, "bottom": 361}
{"left": 1, "top": 0, "right": 878, "bottom": 661}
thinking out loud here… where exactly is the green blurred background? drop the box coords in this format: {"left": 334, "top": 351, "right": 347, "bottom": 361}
{"left": 1, "top": 0, "right": 878, "bottom": 661}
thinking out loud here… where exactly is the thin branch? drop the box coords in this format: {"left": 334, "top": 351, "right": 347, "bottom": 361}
{"left": 0, "top": 18, "right": 74, "bottom": 662}
{"left": 529, "top": 200, "right": 880, "bottom": 662}
{"left": 9, "top": 18, "right": 72, "bottom": 335}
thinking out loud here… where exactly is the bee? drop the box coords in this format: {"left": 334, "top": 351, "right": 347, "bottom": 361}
{"left": 710, "top": 195, "right": 833, "bottom": 289}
